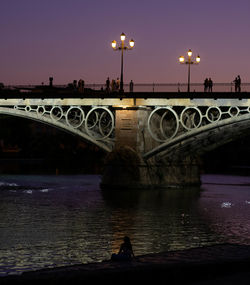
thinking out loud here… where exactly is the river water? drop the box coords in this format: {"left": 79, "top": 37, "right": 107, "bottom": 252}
{"left": 0, "top": 174, "right": 249, "bottom": 276}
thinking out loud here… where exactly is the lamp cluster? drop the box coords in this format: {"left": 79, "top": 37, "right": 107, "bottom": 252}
{"left": 111, "top": 33, "right": 135, "bottom": 92}
{"left": 179, "top": 49, "right": 200, "bottom": 64}
{"left": 179, "top": 49, "right": 201, "bottom": 92}
{"left": 111, "top": 33, "right": 135, "bottom": 50}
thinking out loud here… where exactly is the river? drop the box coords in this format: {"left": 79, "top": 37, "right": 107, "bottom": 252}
{"left": 0, "top": 174, "right": 249, "bottom": 276}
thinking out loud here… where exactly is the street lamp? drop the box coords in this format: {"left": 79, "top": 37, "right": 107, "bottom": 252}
{"left": 179, "top": 49, "right": 200, "bottom": 92}
{"left": 111, "top": 33, "right": 135, "bottom": 92}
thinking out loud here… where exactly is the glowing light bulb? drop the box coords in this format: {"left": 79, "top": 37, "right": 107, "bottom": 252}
{"left": 129, "top": 39, "right": 135, "bottom": 48}
{"left": 111, "top": 40, "right": 117, "bottom": 49}
{"left": 120, "top": 33, "right": 126, "bottom": 41}
{"left": 179, "top": 56, "right": 185, "bottom": 63}
{"left": 187, "top": 49, "right": 192, "bottom": 57}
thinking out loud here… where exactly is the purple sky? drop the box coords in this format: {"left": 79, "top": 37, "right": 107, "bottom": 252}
{"left": 0, "top": 0, "right": 250, "bottom": 85}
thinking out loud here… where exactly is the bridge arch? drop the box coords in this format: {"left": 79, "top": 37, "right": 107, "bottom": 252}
{"left": 144, "top": 112, "right": 250, "bottom": 161}
{"left": 0, "top": 106, "right": 114, "bottom": 153}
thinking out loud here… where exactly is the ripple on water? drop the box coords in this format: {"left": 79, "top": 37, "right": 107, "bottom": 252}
{"left": 0, "top": 174, "right": 249, "bottom": 276}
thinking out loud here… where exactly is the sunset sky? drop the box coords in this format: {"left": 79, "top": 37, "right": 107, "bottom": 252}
{"left": 0, "top": 0, "right": 250, "bottom": 85}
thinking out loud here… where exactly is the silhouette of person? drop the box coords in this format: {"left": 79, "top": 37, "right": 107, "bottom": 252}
{"left": 111, "top": 79, "right": 116, "bottom": 92}
{"left": 111, "top": 236, "right": 135, "bottom": 261}
{"left": 237, "top": 75, "right": 241, "bottom": 92}
{"left": 208, "top": 78, "right": 213, "bottom": 92}
{"left": 234, "top": 76, "right": 238, "bottom": 92}
{"left": 106, "top": 77, "right": 110, "bottom": 93}
{"left": 116, "top": 78, "right": 120, "bottom": 91}
{"left": 204, "top": 78, "right": 209, "bottom": 92}
{"left": 78, "top": 79, "right": 84, "bottom": 93}
{"left": 49, "top": 77, "right": 53, "bottom": 87}
{"left": 129, "top": 80, "right": 134, "bottom": 93}
{"left": 73, "top": 80, "right": 77, "bottom": 90}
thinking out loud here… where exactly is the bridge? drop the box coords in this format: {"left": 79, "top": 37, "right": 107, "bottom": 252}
{"left": 1, "top": 85, "right": 250, "bottom": 189}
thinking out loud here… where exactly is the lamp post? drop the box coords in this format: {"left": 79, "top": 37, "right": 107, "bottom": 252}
{"left": 179, "top": 49, "right": 200, "bottom": 92}
{"left": 111, "top": 33, "right": 135, "bottom": 92}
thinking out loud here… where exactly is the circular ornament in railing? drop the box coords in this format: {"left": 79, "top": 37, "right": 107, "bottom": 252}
{"left": 85, "top": 107, "right": 114, "bottom": 140}
{"left": 25, "top": 106, "right": 31, "bottom": 112}
{"left": 229, "top": 106, "right": 239, "bottom": 117}
{"left": 36, "top": 106, "right": 45, "bottom": 116}
{"left": 50, "top": 106, "right": 64, "bottom": 121}
{"left": 65, "top": 106, "right": 85, "bottom": 128}
{"left": 206, "top": 106, "right": 221, "bottom": 123}
{"left": 99, "top": 111, "right": 114, "bottom": 137}
{"left": 180, "top": 107, "right": 202, "bottom": 130}
{"left": 85, "top": 110, "right": 98, "bottom": 130}
{"left": 148, "top": 107, "right": 179, "bottom": 142}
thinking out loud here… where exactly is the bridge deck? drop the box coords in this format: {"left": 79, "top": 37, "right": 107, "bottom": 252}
{"left": 1, "top": 90, "right": 250, "bottom": 108}
{"left": 0, "top": 89, "right": 250, "bottom": 99}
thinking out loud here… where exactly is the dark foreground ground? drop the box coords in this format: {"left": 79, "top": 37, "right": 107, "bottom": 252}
{"left": 1, "top": 244, "right": 250, "bottom": 285}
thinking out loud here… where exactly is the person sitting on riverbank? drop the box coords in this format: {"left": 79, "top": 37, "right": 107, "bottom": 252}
{"left": 111, "top": 236, "right": 135, "bottom": 261}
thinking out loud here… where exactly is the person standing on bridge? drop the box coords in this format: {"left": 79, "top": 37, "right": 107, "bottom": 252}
{"left": 204, "top": 78, "right": 209, "bottom": 92}
{"left": 234, "top": 76, "right": 240, "bottom": 92}
{"left": 78, "top": 79, "right": 84, "bottom": 93}
{"left": 237, "top": 75, "right": 241, "bottom": 92}
{"left": 129, "top": 80, "right": 134, "bottom": 93}
{"left": 106, "top": 77, "right": 110, "bottom": 93}
{"left": 116, "top": 77, "right": 120, "bottom": 91}
{"left": 208, "top": 78, "right": 213, "bottom": 92}
{"left": 111, "top": 79, "right": 116, "bottom": 92}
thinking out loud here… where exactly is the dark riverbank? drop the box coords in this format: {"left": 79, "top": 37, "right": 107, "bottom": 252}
{"left": 1, "top": 244, "right": 250, "bottom": 285}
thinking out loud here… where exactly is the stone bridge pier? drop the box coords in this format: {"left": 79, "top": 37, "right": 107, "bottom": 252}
{"left": 100, "top": 107, "right": 201, "bottom": 189}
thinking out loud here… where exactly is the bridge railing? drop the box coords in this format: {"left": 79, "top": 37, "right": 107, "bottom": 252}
{"left": 4, "top": 83, "right": 250, "bottom": 93}
{"left": 85, "top": 83, "right": 250, "bottom": 93}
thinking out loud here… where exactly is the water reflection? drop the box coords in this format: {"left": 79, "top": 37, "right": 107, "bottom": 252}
{"left": 0, "top": 174, "right": 249, "bottom": 276}
{"left": 102, "top": 186, "right": 201, "bottom": 209}
{"left": 101, "top": 187, "right": 212, "bottom": 254}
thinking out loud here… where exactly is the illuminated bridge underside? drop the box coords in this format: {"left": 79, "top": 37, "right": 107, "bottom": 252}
{"left": 145, "top": 113, "right": 250, "bottom": 161}
{"left": 145, "top": 105, "right": 250, "bottom": 161}
{"left": 1, "top": 100, "right": 250, "bottom": 159}
{"left": 0, "top": 106, "right": 115, "bottom": 152}
{"left": 2, "top": 96, "right": 250, "bottom": 187}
